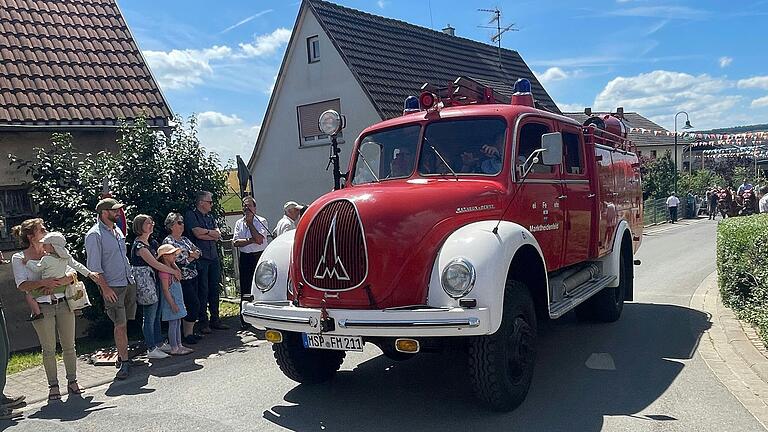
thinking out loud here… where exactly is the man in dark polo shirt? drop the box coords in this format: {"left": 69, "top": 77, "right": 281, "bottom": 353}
{"left": 185, "top": 191, "right": 229, "bottom": 333}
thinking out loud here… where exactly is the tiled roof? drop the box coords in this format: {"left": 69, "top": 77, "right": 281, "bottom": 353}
{"left": 307, "top": 0, "right": 559, "bottom": 119}
{"left": 0, "top": 0, "right": 171, "bottom": 127}
{"left": 562, "top": 112, "right": 677, "bottom": 148}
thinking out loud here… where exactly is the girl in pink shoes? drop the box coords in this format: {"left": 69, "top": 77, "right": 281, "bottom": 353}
{"left": 156, "top": 245, "right": 193, "bottom": 355}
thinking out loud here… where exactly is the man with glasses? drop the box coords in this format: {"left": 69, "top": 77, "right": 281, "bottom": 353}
{"left": 185, "top": 191, "right": 229, "bottom": 333}
{"left": 85, "top": 198, "right": 135, "bottom": 380}
{"left": 232, "top": 196, "right": 269, "bottom": 329}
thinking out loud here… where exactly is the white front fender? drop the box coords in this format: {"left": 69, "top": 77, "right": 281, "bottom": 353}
{"left": 428, "top": 220, "right": 547, "bottom": 334}
{"left": 251, "top": 230, "right": 295, "bottom": 302}
{"left": 598, "top": 220, "right": 631, "bottom": 288}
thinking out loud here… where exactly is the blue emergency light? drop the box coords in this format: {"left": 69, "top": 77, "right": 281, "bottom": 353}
{"left": 404, "top": 96, "right": 419, "bottom": 110}
{"left": 513, "top": 78, "right": 532, "bottom": 94}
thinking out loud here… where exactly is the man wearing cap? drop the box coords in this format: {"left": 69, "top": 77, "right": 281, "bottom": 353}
{"left": 232, "top": 196, "right": 269, "bottom": 328}
{"left": 85, "top": 198, "right": 135, "bottom": 380}
{"left": 274, "top": 201, "right": 304, "bottom": 238}
{"left": 184, "top": 191, "right": 229, "bottom": 332}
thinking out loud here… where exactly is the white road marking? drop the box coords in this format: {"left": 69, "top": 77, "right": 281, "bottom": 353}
{"left": 585, "top": 352, "right": 616, "bottom": 370}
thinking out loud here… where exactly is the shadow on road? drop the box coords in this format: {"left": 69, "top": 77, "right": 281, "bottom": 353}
{"left": 263, "top": 303, "right": 711, "bottom": 432}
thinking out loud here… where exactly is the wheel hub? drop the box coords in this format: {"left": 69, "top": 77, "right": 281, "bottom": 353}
{"left": 506, "top": 316, "right": 534, "bottom": 384}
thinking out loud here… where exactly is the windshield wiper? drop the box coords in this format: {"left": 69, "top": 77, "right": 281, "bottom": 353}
{"left": 424, "top": 136, "right": 459, "bottom": 181}
{"left": 355, "top": 147, "right": 380, "bottom": 183}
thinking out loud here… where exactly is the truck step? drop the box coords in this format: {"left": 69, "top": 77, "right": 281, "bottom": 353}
{"left": 548, "top": 275, "right": 617, "bottom": 319}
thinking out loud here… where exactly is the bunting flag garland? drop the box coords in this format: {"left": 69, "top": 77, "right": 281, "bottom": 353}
{"left": 628, "top": 127, "right": 768, "bottom": 159}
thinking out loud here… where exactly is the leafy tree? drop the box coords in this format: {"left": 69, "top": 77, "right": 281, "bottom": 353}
{"left": 678, "top": 170, "right": 725, "bottom": 197}
{"left": 9, "top": 115, "right": 227, "bottom": 336}
{"left": 640, "top": 151, "right": 676, "bottom": 199}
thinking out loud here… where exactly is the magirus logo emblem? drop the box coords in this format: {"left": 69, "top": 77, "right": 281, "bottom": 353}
{"left": 314, "top": 213, "right": 351, "bottom": 281}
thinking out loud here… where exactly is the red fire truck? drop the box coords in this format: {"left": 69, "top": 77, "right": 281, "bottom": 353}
{"left": 242, "top": 77, "right": 643, "bottom": 411}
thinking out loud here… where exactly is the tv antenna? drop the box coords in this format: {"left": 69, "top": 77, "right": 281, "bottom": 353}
{"left": 478, "top": 7, "right": 518, "bottom": 67}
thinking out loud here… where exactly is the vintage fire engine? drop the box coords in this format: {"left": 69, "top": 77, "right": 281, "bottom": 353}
{"left": 242, "top": 77, "right": 643, "bottom": 411}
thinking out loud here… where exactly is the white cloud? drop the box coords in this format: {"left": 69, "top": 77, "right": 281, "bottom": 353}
{"left": 557, "top": 102, "right": 588, "bottom": 113}
{"left": 377, "top": 0, "right": 389, "bottom": 8}
{"left": 738, "top": 76, "right": 768, "bottom": 90}
{"left": 197, "top": 122, "right": 262, "bottom": 164}
{"left": 752, "top": 96, "right": 768, "bottom": 108}
{"left": 144, "top": 28, "right": 292, "bottom": 91}
{"left": 719, "top": 56, "right": 733, "bottom": 68}
{"left": 593, "top": 70, "right": 746, "bottom": 129}
{"left": 538, "top": 67, "right": 569, "bottom": 84}
{"left": 238, "top": 28, "right": 292, "bottom": 57}
{"left": 196, "top": 111, "right": 243, "bottom": 128}
{"left": 221, "top": 9, "right": 273, "bottom": 33}
{"left": 143, "top": 46, "right": 232, "bottom": 89}
{"left": 608, "top": 6, "right": 708, "bottom": 19}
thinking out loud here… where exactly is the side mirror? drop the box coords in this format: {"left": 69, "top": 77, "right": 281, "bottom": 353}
{"left": 540, "top": 132, "right": 563, "bottom": 166}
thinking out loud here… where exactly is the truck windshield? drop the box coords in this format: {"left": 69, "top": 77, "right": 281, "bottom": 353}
{"left": 418, "top": 118, "right": 507, "bottom": 176}
{"left": 352, "top": 125, "right": 420, "bottom": 185}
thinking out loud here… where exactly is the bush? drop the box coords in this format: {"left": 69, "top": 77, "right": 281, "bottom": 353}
{"left": 9, "top": 115, "right": 228, "bottom": 337}
{"left": 717, "top": 214, "right": 768, "bottom": 345}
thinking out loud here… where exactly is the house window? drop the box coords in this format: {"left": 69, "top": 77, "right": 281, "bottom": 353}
{"left": 307, "top": 35, "right": 320, "bottom": 63}
{"left": 651, "top": 150, "right": 657, "bottom": 159}
{"left": 297, "top": 99, "right": 342, "bottom": 147}
{"left": 0, "top": 186, "right": 35, "bottom": 249}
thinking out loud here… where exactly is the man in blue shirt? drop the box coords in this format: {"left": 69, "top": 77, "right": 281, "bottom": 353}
{"left": 85, "top": 198, "right": 135, "bottom": 380}
{"left": 185, "top": 191, "right": 230, "bottom": 333}
{"left": 738, "top": 178, "right": 754, "bottom": 196}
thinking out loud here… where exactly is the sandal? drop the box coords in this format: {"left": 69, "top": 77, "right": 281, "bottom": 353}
{"left": 48, "top": 384, "right": 60, "bottom": 401}
{"left": 67, "top": 380, "right": 83, "bottom": 395}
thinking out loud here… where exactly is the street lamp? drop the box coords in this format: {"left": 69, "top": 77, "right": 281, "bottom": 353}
{"left": 674, "top": 111, "right": 693, "bottom": 194}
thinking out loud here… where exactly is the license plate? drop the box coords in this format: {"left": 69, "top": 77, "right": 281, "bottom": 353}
{"left": 302, "top": 333, "right": 364, "bottom": 351}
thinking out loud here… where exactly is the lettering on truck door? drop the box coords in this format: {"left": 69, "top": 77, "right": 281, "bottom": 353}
{"left": 560, "top": 126, "right": 594, "bottom": 266}
{"left": 515, "top": 118, "right": 564, "bottom": 271}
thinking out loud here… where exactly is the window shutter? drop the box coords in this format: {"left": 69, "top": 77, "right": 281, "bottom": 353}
{"left": 298, "top": 99, "right": 341, "bottom": 139}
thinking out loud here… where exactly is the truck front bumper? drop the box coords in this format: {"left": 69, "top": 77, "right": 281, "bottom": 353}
{"left": 242, "top": 301, "right": 492, "bottom": 337}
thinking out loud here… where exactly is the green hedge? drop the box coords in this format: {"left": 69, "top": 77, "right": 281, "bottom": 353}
{"left": 717, "top": 214, "right": 768, "bottom": 344}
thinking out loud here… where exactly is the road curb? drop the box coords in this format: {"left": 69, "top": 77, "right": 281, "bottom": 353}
{"left": 691, "top": 271, "right": 768, "bottom": 429}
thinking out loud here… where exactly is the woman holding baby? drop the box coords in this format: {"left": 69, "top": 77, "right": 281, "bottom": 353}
{"left": 10, "top": 218, "right": 104, "bottom": 401}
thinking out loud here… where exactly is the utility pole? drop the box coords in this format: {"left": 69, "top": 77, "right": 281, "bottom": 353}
{"left": 478, "top": 7, "right": 518, "bottom": 67}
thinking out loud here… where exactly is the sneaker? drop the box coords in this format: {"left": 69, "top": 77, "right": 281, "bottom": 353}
{"left": 180, "top": 346, "right": 194, "bottom": 355}
{"left": 0, "top": 395, "right": 25, "bottom": 409}
{"left": 210, "top": 321, "right": 230, "bottom": 330}
{"left": 157, "top": 343, "right": 173, "bottom": 353}
{"left": 183, "top": 335, "right": 198, "bottom": 345}
{"left": 170, "top": 347, "right": 190, "bottom": 356}
{"left": 115, "top": 362, "right": 130, "bottom": 380}
{"left": 147, "top": 348, "right": 170, "bottom": 359}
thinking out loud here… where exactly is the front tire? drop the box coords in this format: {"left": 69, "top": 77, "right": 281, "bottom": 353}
{"left": 469, "top": 280, "right": 537, "bottom": 412}
{"left": 273, "top": 332, "right": 345, "bottom": 384}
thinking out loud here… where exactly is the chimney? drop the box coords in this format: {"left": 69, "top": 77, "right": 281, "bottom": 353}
{"left": 442, "top": 24, "right": 455, "bottom": 36}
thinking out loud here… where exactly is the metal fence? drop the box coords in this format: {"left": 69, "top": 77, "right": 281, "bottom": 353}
{"left": 643, "top": 196, "right": 701, "bottom": 226}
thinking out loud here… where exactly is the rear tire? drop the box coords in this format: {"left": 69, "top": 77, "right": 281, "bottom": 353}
{"left": 577, "top": 242, "right": 630, "bottom": 322}
{"left": 469, "top": 280, "right": 537, "bottom": 412}
{"left": 273, "top": 332, "right": 346, "bottom": 384}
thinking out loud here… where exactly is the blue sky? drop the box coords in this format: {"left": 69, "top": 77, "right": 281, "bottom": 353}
{"left": 119, "top": 0, "right": 768, "bottom": 164}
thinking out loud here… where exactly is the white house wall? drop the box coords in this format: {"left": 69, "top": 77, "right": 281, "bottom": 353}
{"left": 249, "top": 7, "right": 382, "bottom": 227}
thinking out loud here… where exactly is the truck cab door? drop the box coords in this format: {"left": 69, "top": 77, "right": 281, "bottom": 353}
{"left": 514, "top": 118, "right": 564, "bottom": 271}
{"left": 559, "top": 126, "right": 595, "bottom": 265}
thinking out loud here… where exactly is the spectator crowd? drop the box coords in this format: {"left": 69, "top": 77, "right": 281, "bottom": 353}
{"left": 0, "top": 191, "right": 304, "bottom": 417}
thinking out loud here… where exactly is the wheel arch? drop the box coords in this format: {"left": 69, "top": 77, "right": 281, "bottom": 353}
{"left": 507, "top": 244, "right": 548, "bottom": 321}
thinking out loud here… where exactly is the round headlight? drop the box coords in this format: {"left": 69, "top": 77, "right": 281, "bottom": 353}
{"left": 440, "top": 258, "right": 476, "bottom": 299}
{"left": 254, "top": 260, "right": 278, "bottom": 293}
{"left": 318, "top": 110, "right": 342, "bottom": 135}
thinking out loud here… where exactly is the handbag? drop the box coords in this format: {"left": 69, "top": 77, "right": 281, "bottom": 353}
{"left": 65, "top": 281, "right": 92, "bottom": 311}
{"left": 132, "top": 266, "right": 158, "bottom": 305}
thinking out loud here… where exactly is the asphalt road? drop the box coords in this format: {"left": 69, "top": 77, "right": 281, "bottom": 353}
{"left": 6, "top": 219, "right": 764, "bottom": 432}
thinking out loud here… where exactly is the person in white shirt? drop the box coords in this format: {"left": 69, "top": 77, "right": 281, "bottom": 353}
{"left": 758, "top": 186, "right": 768, "bottom": 213}
{"left": 666, "top": 193, "right": 680, "bottom": 223}
{"left": 274, "top": 201, "right": 304, "bottom": 238}
{"left": 232, "top": 196, "right": 269, "bottom": 328}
